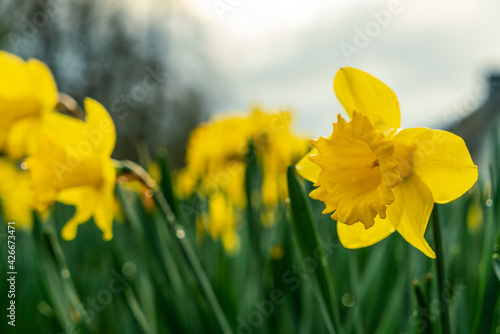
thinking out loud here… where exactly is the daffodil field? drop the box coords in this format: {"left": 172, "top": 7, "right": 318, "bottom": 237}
{"left": 0, "top": 50, "right": 499, "bottom": 334}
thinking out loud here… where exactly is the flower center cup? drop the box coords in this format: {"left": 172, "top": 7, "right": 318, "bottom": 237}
{"left": 309, "top": 111, "right": 401, "bottom": 229}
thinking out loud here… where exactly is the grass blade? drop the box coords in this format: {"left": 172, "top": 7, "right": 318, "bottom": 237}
{"left": 286, "top": 166, "right": 344, "bottom": 334}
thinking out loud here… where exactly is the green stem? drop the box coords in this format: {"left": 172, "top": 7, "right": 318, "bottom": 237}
{"left": 154, "top": 190, "right": 233, "bottom": 334}
{"left": 116, "top": 160, "right": 233, "bottom": 334}
{"left": 413, "top": 280, "right": 434, "bottom": 334}
{"left": 431, "top": 205, "right": 450, "bottom": 334}
{"left": 348, "top": 252, "right": 363, "bottom": 334}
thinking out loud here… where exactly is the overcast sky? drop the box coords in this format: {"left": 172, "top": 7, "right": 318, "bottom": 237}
{"left": 181, "top": 0, "right": 500, "bottom": 137}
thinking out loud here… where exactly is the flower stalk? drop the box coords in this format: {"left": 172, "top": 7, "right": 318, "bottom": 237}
{"left": 115, "top": 159, "right": 233, "bottom": 334}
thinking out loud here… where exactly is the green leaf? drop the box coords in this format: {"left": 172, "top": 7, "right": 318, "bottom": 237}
{"left": 412, "top": 280, "right": 434, "bottom": 334}
{"left": 286, "top": 166, "right": 344, "bottom": 334}
{"left": 493, "top": 254, "right": 500, "bottom": 282}
{"left": 158, "top": 149, "right": 182, "bottom": 219}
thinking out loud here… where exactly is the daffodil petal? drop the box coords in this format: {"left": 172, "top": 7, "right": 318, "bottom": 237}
{"left": 394, "top": 128, "right": 478, "bottom": 203}
{"left": 58, "top": 187, "right": 98, "bottom": 240}
{"left": 93, "top": 184, "right": 115, "bottom": 241}
{"left": 334, "top": 67, "right": 401, "bottom": 130}
{"left": 221, "top": 229, "right": 241, "bottom": 255}
{"left": 84, "top": 98, "right": 116, "bottom": 156}
{"left": 5, "top": 117, "right": 39, "bottom": 159}
{"left": 0, "top": 158, "right": 33, "bottom": 229}
{"left": 26, "top": 58, "right": 58, "bottom": 111}
{"left": 0, "top": 52, "right": 57, "bottom": 157}
{"left": 392, "top": 174, "right": 436, "bottom": 258}
{"left": 43, "top": 110, "right": 86, "bottom": 147}
{"left": 296, "top": 148, "right": 320, "bottom": 183}
{"left": 0, "top": 51, "right": 26, "bottom": 96}
{"left": 337, "top": 216, "right": 396, "bottom": 249}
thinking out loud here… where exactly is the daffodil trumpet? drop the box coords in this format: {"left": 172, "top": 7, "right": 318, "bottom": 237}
{"left": 297, "top": 67, "right": 478, "bottom": 258}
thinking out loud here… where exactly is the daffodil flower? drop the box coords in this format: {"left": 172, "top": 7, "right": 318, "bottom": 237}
{"left": 297, "top": 67, "right": 478, "bottom": 258}
{"left": 183, "top": 107, "right": 308, "bottom": 253}
{"left": 27, "top": 98, "right": 116, "bottom": 240}
{"left": 0, "top": 51, "right": 58, "bottom": 159}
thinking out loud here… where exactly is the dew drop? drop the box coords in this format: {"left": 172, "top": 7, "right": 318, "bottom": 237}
{"left": 486, "top": 199, "right": 493, "bottom": 207}
{"left": 285, "top": 197, "right": 290, "bottom": 204}
{"left": 61, "top": 269, "right": 71, "bottom": 279}
{"left": 176, "top": 229, "right": 186, "bottom": 239}
{"left": 341, "top": 293, "right": 355, "bottom": 307}
{"left": 122, "top": 261, "right": 137, "bottom": 276}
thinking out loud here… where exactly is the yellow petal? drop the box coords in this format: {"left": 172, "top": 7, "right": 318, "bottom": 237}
{"left": 221, "top": 229, "right": 241, "bottom": 255}
{"left": 26, "top": 58, "right": 58, "bottom": 112}
{"left": 42, "top": 98, "right": 116, "bottom": 158}
{"left": 58, "top": 187, "right": 98, "bottom": 240}
{"left": 392, "top": 174, "right": 436, "bottom": 258}
{"left": 208, "top": 192, "right": 230, "bottom": 239}
{"left": 0, "top": 158, "right": 33, "bottom": 229}
{"left": 26, "top": 133, "right": 104, "bottom": 211}
{"left": 296, "top": 148, "right": 321, "bottom": 183}
{"left": 4, "top": 117, "right": 39, "bottom": 159}
{"left": 0, "top": 51, "right": 27, "bottom": 96}
{"left": 0, "top": 52, "right": 56, "bottom": 107}
{"left": 337, "top": 216, "right": 396, "bottom": 249}
{"left": 393, "top": 128, "right": 478, "bottom": 203}
{"left": 42, "top": 110, "right": 87, "bottom": 148}
{"left": 0, "top": 52, "right": 57, "bottom": 157}
{"left": 93, "top": 184, "right": 115, "bottom": 240}
{"left": 84, "top": 98, "right": 116, "bottom": 156}
{"left": 334, "top": 67, "right": 400, "bottom": 130}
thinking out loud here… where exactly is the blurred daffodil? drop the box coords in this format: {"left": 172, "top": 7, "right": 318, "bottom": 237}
{"left": 0, "top": 51, "right": 58, "bottom": 159}
{"left": 27, "top": 98, "right": 116, "bottom": 240}
{"left": 182, "top": 107, "right": 307, "bottom": 253}
{"left": 249, "top": 108, "right": 309, "bottom": 207}
{"left": 0, "top": 158, "right": 33, "bottom": 229}
{"left": 204, "top": 192, "right": 241, "bottom": 255}
{"left": 174, "top": 168, "right": 197, "bottom": 199}
{"left": 297, "top": 67, "right": 478, "bottom": 258}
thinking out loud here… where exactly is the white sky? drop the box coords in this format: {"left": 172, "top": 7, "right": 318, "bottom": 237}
{"left": 181, "top": 0, "right": 500, "bottom": 137}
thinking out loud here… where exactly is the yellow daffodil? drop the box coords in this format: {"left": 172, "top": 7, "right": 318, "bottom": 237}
{"left": 297, "top": 67, "right": 478, "bottom": 258}
{"left": 249, "top": 107, "right": 309, "bottom": 207}
{"left": 0, "top": 158, "right": 33, "bottom": 229}
{"left": 27, "top": 98, "right": 116, "bottom": 240}
{"left": 174, "top": 168, "right": 197, "bottom": 199}
{"left": 0, "top": 51, "right": 58, "bottom": 159}
{"left": 187, "top": 114, "right": 250, "bottom": 177}
{"left": 183, "top": 107, "right": 308, "bottom": 252}
{"left": 202, "top": 191, "right": 241, "bottom": 255}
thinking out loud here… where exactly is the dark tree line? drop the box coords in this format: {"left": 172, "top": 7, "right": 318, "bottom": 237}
{"left": 0, "top": 0, "right": 211, "bottom": 166}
